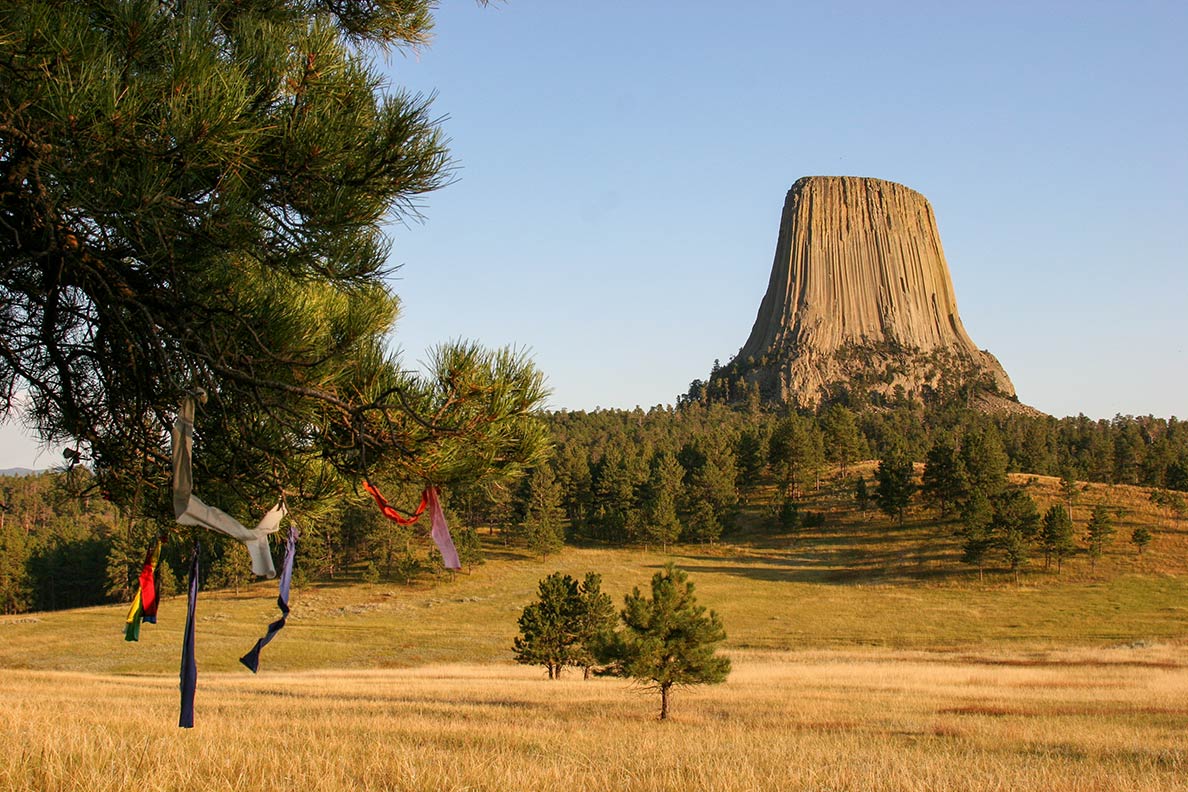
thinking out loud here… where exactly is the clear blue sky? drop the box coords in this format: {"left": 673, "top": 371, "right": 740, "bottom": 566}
{"left": 2, "top": 0, "right": 1185, "bottom": 467}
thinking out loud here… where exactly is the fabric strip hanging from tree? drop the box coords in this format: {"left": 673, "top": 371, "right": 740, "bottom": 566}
{"left": 426, "top": 487, "right": 461, "bottom": 570}
{"left": 365, "top": 481, "right": 459, "bottom": 569}
{"left": 239, "top": 522, "right": 299, "bottom": 673}
{"left": 124, "top": 538, "right": 162, "bottom": 642}
{"left": 362, "top": 480, "right": 427, "bottom": 525}
{"left": 171, "top": 392, "right": 285, "bottom": 577}
{"left": 179, "top": 541, "right": 200, "bottom": 729}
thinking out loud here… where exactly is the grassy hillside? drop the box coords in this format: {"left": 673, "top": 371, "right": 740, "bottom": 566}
{"left": 2, "top": 466, "right": 1186, "bottom": 674}
{"left": 2, "top": 467, "right": 1186, "bottom": 791}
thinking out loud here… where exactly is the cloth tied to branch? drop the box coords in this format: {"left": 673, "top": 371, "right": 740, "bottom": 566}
{"left": 171, "top": 393, "right": 285, "bottom": 578}
{"left": 364, "top": 481, "right": 460, "bottom": 570}
{"left": 123, "top": 538, "right": 162, "bottom": 642}
{"left": 239, "top": 523, "right": 298, "bottom": 673}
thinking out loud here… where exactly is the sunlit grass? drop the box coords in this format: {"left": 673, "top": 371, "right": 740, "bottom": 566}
{"left": 2, "top": 466, "right": 1187, "bottom": 789}
{"left": 2, "top": 650, "right": 1186, "bottom": 791}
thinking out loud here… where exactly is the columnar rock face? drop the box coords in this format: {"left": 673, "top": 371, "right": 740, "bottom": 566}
{"left": 724, "top": 176, "right": 1019, "bottom": 409}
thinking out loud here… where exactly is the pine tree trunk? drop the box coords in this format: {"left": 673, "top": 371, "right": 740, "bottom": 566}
{"left": 659, "top": 684, "right": 671, "bottom": 720}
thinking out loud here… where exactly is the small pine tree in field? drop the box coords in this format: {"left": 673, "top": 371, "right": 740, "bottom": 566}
{"left": 991, "top": 489, "right": 1040, "bottom": 584}
{"left": 599, "top": 564, "right": 730, "bottom": 720}
{"left": 1130, "top": 526, "right": 1153, "bottom": 555}
{"left": 573, "top": 573, "right": 617, "bottom": 679}
{"left": 1085, "top": 505, "right": 1115, "bottom": 570}
{"left": 853, "top": 477, "right": 871, "bottom": 519}
{"left": 521, "top": 465, "right": 566, "bottom": 558}
{"left": 452, "top": 527, "right": 485, "bottom": 572}
{"left": 959, "top": 489, "right": 993, "bottom": 581}
{"left": 1040, "top": 505, "right": 1076, "bottom": 572}
{"left": 513, "top": 572, "right": 583, "bottom": 680}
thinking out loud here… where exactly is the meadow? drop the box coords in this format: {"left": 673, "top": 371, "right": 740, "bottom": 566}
{"left": 2, "top": 651, "right": 1186, "bottom": 791}
{"left": 2, "top": 469, "right": 1186, "bottom": 790}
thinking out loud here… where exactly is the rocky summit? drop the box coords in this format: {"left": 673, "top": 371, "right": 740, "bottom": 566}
{"left": 716, "top": 176, "right": 1030, "bottom": 413}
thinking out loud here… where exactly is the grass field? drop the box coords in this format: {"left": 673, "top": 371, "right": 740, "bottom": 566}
{"left": 2, "top": 468, "right": 1186, "bottom": 789}
{"left": 2, "top": 650, "right": 1186, "bottom": 791}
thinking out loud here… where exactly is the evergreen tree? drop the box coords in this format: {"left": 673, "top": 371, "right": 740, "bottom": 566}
{"left": 688, "top": 448, "right": 738, "bottom": 528}
{"left": 684, "top": 499, "right": 723, "bottom": 544}
{"left": 573, "top": 573, "right": 617, "bottom": 679}
{"left": 513, "top": 573, "right": 583, "bottom": 680}
{"left": 1130, "top": 525, "right": 1152, "bottom": 555}
{"left": 1167, "top": 457, "right": 1188, "bottom": 492}
{"left": 599, "top": 565, "right": 730, "bottom": 720}
{"left": 853, "top": 476, "right": 871, "bottom": 520}
{"left": 1059, "top": 469, "right": 1080, "bottom": 522}
{"left": 452, "top": 526, "right": 484, "bottom": 572}
{"left": 821, "top": 404, "right": 862, "bottom": 479}
{"left": 735, "top": 428, "right": 769, "bottom": 489}
{"left": 959, "top": 489, "right": 993, "bottom": 581}
{"left": 769, "top": 413, "right": 823, "bottom": 499}
{"left": 1085, "top": 505, "right": 1115, "bottom": 570}
{"left": 1040, "top": 504, "right": 1076, "bottom": 572}
{"left": 1, "top": 0, "right": 547, "bottom": 518}
{"left": 921, "top": 437, "right": 964, "bottom": 516}
{"left": 959, "top": 424, "right": 1009, "bottom": 499}
{"left": 990, "top": 489, "right": 1040, "bottom": 583}
{"left": 0, "top": 507, "right": 31, "bottom": 614}
{"left": 591, "top": 448, "right": 638, "bottom": 543}
{"left": 640, "top": 452, "right": 683, "bottom": 549}
{"left": 875, "top": 448, "right": 915, "bottom": 524}
{"left": 521, "top": 465, "right": 566, "bottom": 558}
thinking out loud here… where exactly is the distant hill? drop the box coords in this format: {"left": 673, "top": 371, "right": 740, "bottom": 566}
{"left": 0, "top": 467, "right": 38, "bottom": 477}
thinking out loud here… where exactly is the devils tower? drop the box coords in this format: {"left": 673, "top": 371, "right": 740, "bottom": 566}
{"left": 717, "top": 176, "right": 1022, "bottom": 410}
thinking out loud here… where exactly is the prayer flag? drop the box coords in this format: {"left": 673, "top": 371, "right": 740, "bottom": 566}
{"left": 426, "top": 487, "right": 461, "bottom": 570}
{"left": 124, "top": 538, "right": 162, "bottom": 642}
{"left": 363, "top": 480, "right": 427, "bottom": 525}
{"left": 171, "top": 393, "right": 285, "bottom": 577}
{"left": 179, "top": 541, "right": 199, "bottom": 729}
{"left": 240, "top": 523, "right": 298, "bottom": 673}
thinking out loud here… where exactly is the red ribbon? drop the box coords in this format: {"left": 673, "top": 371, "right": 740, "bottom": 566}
{"left": 363, "top": 480, "right": 428, "bottom": 526}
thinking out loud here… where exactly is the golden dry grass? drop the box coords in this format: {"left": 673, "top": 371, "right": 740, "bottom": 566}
{"left": 3, "top": 467, "right": 1187, "bottom": 788}
{"left": 2, "top": 649, "right": 1186, "bottom": 791}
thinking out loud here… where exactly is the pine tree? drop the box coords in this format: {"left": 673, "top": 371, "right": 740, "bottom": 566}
{"left": 853, "top": 476, "right": 871, "bottom": 520}
{"left": 573, "top": 573, "right": 617, "bottom": 679}
{"left": 990, "top": 489, "right": 1040, "bottom": 584}
{"left": 452, "top": 527, "right": 484, "bottom": 572}
{"left": 1130, "top": 526, "right": 1153, "bottom": 555}
{"left": 959, "top": 489, "right": 993, "bottom": 581}
{"left": 959, "top": 424, "right": 1009, "bottom": 499}
{"left": 640, "top": 452, "right": 683, "bottom": 549}
{"left": 922, "top": 437, "right": 963, "bottom": 516}
{"left": 1085, "top": 505, "right": 1115, "bottom": 570}
{"left": 513, "top": 571, "right": 616, "bottom": 680}
{"left": 1, "top": 0, "right": 547, "bottom": 515}
{"left": 875, "top": 448, "right": 915, "bottom": 525}
{"left": 821, "top": 404, "right": 862, "bottom": 479}
{"left": 513, "top": 573, "right": 583, "bottom": 680}
{"left": 1040, "top": 504, "right": 1076, "bottom": 572}
{"left": 600, "top": 565, "right": 730, "bottom": 720}
{"left": 1060, "top": 470, "right": 1080, "bottom": 521}
{"left": 521, "top": 465, "right": 566, "bottom": 559}
{"left": 769, "top": 414, "right": 823, "bottom": 499}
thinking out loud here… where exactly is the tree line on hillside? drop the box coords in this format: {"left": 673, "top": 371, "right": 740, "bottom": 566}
{"left": 499, "top": 402, "right": 1188, "bottom": 553}
{"left": 4, "top": 401, "right": 1187, "bottom": 614}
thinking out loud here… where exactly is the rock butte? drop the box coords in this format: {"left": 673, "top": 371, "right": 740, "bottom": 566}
{"left": 723, "top": 176, "right": 1029, "bottom": 412}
